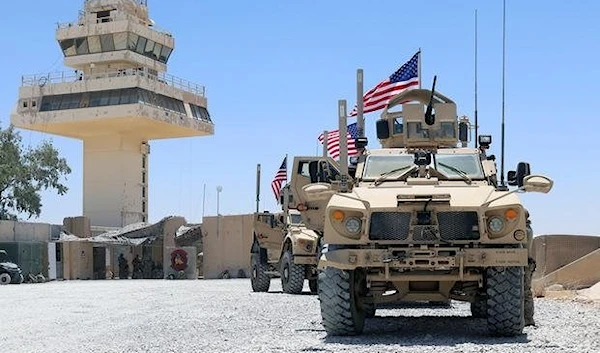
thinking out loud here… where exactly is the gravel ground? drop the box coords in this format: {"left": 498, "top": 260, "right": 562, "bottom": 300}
{"left": 1, "top": 279, "right": 598, "bottom": 353}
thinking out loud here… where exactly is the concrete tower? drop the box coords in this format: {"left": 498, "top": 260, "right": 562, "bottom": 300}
{"left": 11, "top": 0, "right": 214, "bottom": 228}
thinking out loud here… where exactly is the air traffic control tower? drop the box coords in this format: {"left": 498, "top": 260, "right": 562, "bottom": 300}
{"left": 11, "top": 0, "right": 214, "bottom": 228}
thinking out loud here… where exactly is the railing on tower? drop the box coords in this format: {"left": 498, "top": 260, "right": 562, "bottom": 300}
{"left": 21, "top": 67, "right": 206, "bottom": 97}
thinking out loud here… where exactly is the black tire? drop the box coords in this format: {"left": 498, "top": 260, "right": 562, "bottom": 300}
{"left": 280, "top": 250, "right": 304, "bottom": 294}
{"left": 471, "top": 299, "right": 487, "bottom": 318}
{"left": 363, "top": 300, "right": 376, "bottom": 318}
{"left": 486, "top": 266, "right": 525, "bottom": 336}
{"left": 309, "top": 278, "right": 318, "bottom": 294}
{"left": 318, "top": 267, "right": 365, "bottom": 336}
{"left": 250, "top": 253, "right": 270, "bottom": 292}
{"left": 0, "top": 273, "right": 11, "bottom": 285}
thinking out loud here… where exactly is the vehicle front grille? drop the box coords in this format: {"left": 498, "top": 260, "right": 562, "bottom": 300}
{"left": 368, "top": 211, "right": 480, "bottom": 241}
{"left": 369, "top": 212, "right": 410, "bottom": 240}
{"left": 437, "top": 212, "right": 480, "bottom": 240}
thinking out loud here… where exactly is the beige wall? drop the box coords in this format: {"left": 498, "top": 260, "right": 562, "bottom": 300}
{"left": 62, "top": 241, "right": 94, "bottom": 280}
{"left": 202, "top": 214, "right": 254, "bottom": 279}
{"left": 532, "top": 234, "right": 600, "bottom": 279}
{"left": 0, "top": 220, "right": 61, "bottom": 242}
{"left": 533, "top": 249, "right": 600, "bottom": 293}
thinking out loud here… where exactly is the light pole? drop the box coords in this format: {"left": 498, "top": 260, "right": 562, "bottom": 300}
{"left": 216, "top": 185, "right": 222, "bottom": 237}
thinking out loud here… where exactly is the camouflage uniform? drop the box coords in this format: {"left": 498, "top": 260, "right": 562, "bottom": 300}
{"left": 524, "top": 214, "right": 535, "bottom": 326}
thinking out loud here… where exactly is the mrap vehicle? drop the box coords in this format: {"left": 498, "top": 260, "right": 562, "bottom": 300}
{"left": 285, "top": 84, "right": 552, "bottom": 336}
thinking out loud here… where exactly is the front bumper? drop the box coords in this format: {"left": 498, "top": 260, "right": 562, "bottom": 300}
{"left": 293, "top": 254, "right": 318, "bottom": 265}
{"left": 318, "top": 247, "right": 528, "bottom": 272}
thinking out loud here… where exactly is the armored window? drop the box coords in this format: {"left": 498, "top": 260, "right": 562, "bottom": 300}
{"left": 89, "top": 91, "right": 103, "bottom": 107}
{"left": 88, "top": 35, "right": 102, "bottom": 53}
{"left": 100, "top": 34, "right": 115, "bottom": 51}
{"left": 98, "top": 91, "right": 111, "bottom": 106}
{"left": 135, "top": 37, "right": 147, "bottom": 55}
{"left": 113, "top": 32, "right": 128, "bottom": 50}
{"left": 128, "top": 33, "right": 139, "bottom": 50}
{"left": 152, "top": 43, "right": 162, "bottom": 60}
{"left": 60, "top": 39, "right": 77, "bottom": 56}
{"left": 159, "top": 46, "right": 172, "bottom": 63}
{"left": 75, "top": 37, "right": 89, "bottom": 55}
{"left": 108, "top": 90, "right": 121, "bottom": 106}
{"left": 144, "top": 39, "right": 155, "bottom": 57}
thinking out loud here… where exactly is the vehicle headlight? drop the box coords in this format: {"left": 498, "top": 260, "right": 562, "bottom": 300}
{"left": 345, "top": 217, "right": 362, "bottom": 234}
{"left": 488, "top": 216, "right": 505, "bottom": 233}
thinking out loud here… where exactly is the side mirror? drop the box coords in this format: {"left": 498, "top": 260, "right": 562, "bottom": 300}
{"left": 355, "top": 137, "right": 368, "bottom": 149}
{"left": 522, "top": 175, "right": 553, "bottom": 193}
{"left": 507, "top": 171, "right": 517, "bottom": 186}
{"left": 376, "top": 119, "right": 390, "bottom": 139}
{"left": 459, "top": 122, "right": 469, "bottom": 143}
{"left": 516, "top": 162, "right": 531, "bottom": 187}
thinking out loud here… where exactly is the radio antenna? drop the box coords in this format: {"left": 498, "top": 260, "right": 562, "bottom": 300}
{"left": 474, "top": 9, "right": 479, "bottom": 148}
{"left": 500, "top": 0, "right": 507, "bottom": 187}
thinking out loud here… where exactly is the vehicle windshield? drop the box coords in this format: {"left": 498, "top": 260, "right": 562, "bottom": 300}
{"left": 363, "top": 155, "right": 414, "bottom": 179}
{"left": 362, "top": 153, "right": 484, "bottom": 180}
{"left": 435, "top": 154, "right": 484, "bottom": 179}
{"left": 289, "top": 213, "right": 304, "bottom": 225}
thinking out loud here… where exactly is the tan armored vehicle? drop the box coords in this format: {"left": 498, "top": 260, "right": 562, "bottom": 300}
{"left": 250, "top": 206, "right": 321, "bottom": 294}
{"left": 287, "top": 85, "right": 552, "bottom": 336}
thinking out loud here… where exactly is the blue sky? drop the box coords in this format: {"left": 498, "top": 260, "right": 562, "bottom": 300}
{"left": 1, "top": 0, "right": 598, "bottom": 236}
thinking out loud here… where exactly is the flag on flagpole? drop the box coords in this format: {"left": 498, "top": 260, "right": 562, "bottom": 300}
{"left": 271, "top": 156, "right": 287, "bottom": 203}
{"left": 349, "top": 51, "right": 420, "bottom": 116}
{"left": 318, "top": 123, "right": 359, "bottom": 160}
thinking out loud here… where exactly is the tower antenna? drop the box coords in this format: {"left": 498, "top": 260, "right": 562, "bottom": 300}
{"left": 500, "top": 0, "right": 507, "bottom": 187}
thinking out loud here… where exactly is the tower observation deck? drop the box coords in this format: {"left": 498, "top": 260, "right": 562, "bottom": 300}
{"left": 11, "top": 0, "right": 214, "bottom": 228}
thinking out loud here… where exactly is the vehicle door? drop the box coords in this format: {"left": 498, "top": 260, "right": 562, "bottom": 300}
{"left": 287, "top": 156, "right": 344, "bottom": 231}
{"left": 253, "top": 212, "right": 285, "bottom": 251}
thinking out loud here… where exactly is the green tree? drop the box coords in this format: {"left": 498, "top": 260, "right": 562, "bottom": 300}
{"left": 0, "top": 125, "right": 71, "bottom": 220}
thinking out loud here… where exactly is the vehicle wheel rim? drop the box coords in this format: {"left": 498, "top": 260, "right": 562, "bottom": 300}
{"left": 283, "top": 266, "right": 289, "bottom": 283}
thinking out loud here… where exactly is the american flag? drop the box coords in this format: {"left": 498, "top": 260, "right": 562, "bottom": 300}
{"left": 271, "top": 156, "right": 287, "bottom": 203}
{"left": 318, "top": 123, "right": 359, "bottom": 160}
{"left": 350, "top": 51, "right": 420, "bottom": 116}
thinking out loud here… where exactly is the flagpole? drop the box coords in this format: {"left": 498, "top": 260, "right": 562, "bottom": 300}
{"left": 500, "top": 0, "right": 507, "bottom": 187}
{"left": 418, "top": 48, "right": 422, "bottom": 88}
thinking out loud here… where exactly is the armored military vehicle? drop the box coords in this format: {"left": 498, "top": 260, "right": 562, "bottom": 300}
{"left": 286, "top": 83, "right": 552, "bottom": 336}
{"left": 0, "top": 249, "right": 24, "bottom": 285}
{"left": 250, "top": 206, "right": 321, "bottom": 294}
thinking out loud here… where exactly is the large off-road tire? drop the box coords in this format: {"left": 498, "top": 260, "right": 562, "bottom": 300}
{"left": 280, "top": 250, "right": 304, "bottom": 294}
{"left": 486, "top": 266, "right": 525, "bottom": 336}
{"left": 471, "top": 299, "right": 487, "bottom": 318}
{"left": 363, "top": 301, "right": 376, "bottom": 318}
{"left": 318, "top": 267, "right": 365, "bottom": 336}
{"left": 250, "top": 253, "right": 270, "bottom": 292}
{"left": 0, "top": 273, "right": 11, "bottom": 285}
{"left": 309, "top": 278, "right": 318, "bottom": 294}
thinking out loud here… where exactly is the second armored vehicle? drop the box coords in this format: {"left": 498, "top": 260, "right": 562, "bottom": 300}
{"left": 250, "top": 208, "right": 321, "bottom": 294}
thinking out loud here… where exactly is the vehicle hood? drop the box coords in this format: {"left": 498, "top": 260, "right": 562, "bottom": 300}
{"left": 0, "top": 262, "right": 20, "bottom": 271}
{"left": 330, "top": 183, "right": 522, "bottom": 209}
{"left": 289, "top": 226, "right": 319, "bottom": 240}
